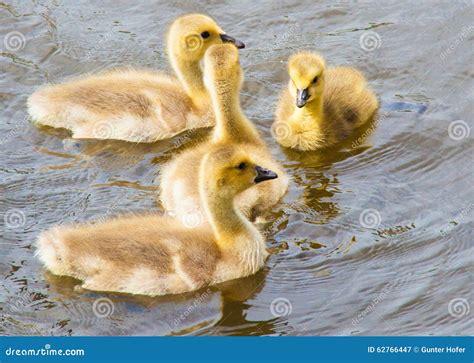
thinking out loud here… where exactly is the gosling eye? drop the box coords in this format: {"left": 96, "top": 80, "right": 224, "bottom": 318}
{"left": 312, "top": 76, "right": 319, "bottom": 84}
{"left": 201, "top": 31, "right": 210, "bottom": 39}
{"left": 237, "top": 162, "right": 247, "bottom": 170}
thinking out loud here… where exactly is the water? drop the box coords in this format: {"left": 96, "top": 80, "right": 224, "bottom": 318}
{"left": 1, "top": 0, "right": 473, "bottom": 336}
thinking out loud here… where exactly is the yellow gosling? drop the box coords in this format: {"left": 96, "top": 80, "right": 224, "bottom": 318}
{"left": 160, "top": 44, "right": 288, "bottom": 223}
{"left": 273, "top": 52, "right": 378, "bottom": 150}
{"left": 27, "top": 14, "right": 245, "bottom": 142}
{"left": 36, "top": 146, "right": 277, "bottom": 296}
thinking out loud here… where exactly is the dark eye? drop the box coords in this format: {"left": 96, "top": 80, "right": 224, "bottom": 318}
{"left": 313, "top": 76, "right": 319, "bottom": 84}
{"left": 201, "top": 31, "right": 210, "bottom": 39}
{"left": 237, "top": 162, "right": 246, "bottom": 170}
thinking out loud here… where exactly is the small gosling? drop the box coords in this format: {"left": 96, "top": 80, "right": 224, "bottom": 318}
{"left": 28, "top": 14, "right": 245, "bottom": 142}
{"left": 36, "top": 146, "right": 277, "bottom": 296}
{"left": 273, "top": 52, "right": 378, "bottom": 150}
{"left": 160, "top": 44, "right": 288, "bottom": 223}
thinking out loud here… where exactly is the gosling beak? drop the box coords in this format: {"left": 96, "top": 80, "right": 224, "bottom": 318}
{"left": 296, "top": 88, "right": 310, "bottom": 108}
{"left": 254, "top": 165, "right": 278, "bottom": 184}
{"left": 220, "top": 34, "right": 245, "bottom": 49}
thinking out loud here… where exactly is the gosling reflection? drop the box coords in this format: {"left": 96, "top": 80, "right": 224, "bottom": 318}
{"left": 43, "top": 267, "right": 268, "bottom": 336}
{"left": 276, "top": 118, "right": 376, "bottom": 227}
{"left": 204, "top": 269, "right": 283, "bottom": 336}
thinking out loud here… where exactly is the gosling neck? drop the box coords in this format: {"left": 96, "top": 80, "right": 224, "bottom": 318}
{"left": 170, "top": 54, "right": 208, "bottom": 108}
{"left": 200, "top": 182, "right": 253, "bottom": 249}
{"left": 209, "top": 82, "right": 262, "bottom": 145}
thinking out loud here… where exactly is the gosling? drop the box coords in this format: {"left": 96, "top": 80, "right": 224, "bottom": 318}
{"left": 160, "top": 44, "right": 288, "bottom": 223}
{"left": 273, "top": 52, "right": 378, "bottom": 150}
{"left": 36, "top": 145, "right": 277, "bottom": 296}
{"left": 27, "top": 14, "right": 245, "bottom": 142}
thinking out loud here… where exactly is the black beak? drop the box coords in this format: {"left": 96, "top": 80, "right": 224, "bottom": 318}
{"left": 220, "top": 34, "right": 245, "bottom": 49}
{"left": 254, "top": 165, "right": 278, "bottom": 184}
{"left": 296, "top": 88, "right": 310, "bottom": 108}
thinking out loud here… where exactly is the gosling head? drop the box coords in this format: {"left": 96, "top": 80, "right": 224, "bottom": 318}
{"left": 168, "top": 14, "right": 245, "bottom": 62}
{"left": 203, "top": 44, "right": 243, "bottom": 93}
{"left": 287, "top": 52, "right": 326, "bottom": 108}
{"left": 203, "top": 146, "right": 278, "bottom": 198}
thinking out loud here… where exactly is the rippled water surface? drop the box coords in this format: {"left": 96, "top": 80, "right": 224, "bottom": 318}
{"left": 1, "top": 0, "right": 473, "bottom": 336}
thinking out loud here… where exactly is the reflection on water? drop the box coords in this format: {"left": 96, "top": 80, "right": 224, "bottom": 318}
{"left": 1, "top": 0, "right": 472, "bottom": 336}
